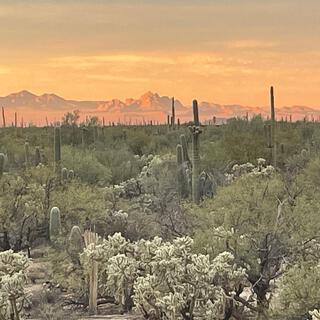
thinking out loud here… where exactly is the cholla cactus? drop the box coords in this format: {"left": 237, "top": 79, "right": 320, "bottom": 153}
{"left": 0, "top": 250, "right": 29, "bottom": 319}
{"left": 81, "top": 233, "right": 246, "bottom": 319}
{"left": 49, "top": 207, "right": 61, "bottom": 240}
{"left": 0, "top": 153, "right": 4, "bottom": 178}
{"left": 310, "top": 310, "right": 320, "bottom": 320}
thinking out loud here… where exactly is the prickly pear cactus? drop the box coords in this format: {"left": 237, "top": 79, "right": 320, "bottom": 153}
{"left": 49, "top": 207, "right": 61, "bottom": 240}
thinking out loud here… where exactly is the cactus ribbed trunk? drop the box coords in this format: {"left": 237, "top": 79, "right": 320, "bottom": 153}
{"left": 176, "top": 144, "right": 188, "bottom": 198}
{"left": 84, "top": 231, "right": 99, "bottom": 316}
{"left": 54, "top": 126, "right": 61, "bottom": 173}
{"left": 171, "top": 97, "right": 175, "bottom": 128}
{"left": 270, "top": 86, "right": 276, "bottom": 167}
{"left": 24, "top": 142, "right": 30, "bottom": 168}
{"left": 191, "top": 100, "right": 201, "bottom": 204}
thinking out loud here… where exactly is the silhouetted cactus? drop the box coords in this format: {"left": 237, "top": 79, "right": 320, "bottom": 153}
{"left": 0, "top": 153, "right": 4, "bottom": 178}
{"left": 54, "top": 126, "right": 61, "bottom": 172}
{"left": 189, "top": 100, "right": 201, "bottom": 204}
{"left": 49, "top": 207, "right": 61, "bottom": 240}
{"left": 24, "top": 141, "right": 30, "bottom": 167}
{"left": 171, "top": 97, "right": 175, "bottom": 127}
{"left": 270, "top": 86, "right": 277, "bottom": 167}
{"left": 1, "top": 107, "right": 6, "bottom": 128}
{"left": 35, "top": 146, "right": 41, "bottom": 166}
{"left": 68, "top": 226, "right": 84, "bottom": 264}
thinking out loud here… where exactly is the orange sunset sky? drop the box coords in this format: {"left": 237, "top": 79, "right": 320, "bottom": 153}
{"left": 1, "top": 0, "right": 320, "bottom": 107}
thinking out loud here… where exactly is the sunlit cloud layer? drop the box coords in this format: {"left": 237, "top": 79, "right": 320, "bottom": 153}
{"left": 0, "top": 0, "right": 320, "bottom": 106}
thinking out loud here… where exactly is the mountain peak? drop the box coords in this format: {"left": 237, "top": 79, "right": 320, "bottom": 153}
{"left": 9, "top": 90, "right": 36, "bottom": 98}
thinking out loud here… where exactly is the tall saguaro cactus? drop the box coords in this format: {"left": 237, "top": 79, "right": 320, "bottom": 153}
{"left": 54, "top": 126, "right": 61, "bottom": 172}
{"left": 270, "top": 86, "right": 277, "bottom": 167}
{"left": 0, "top": 153, "right": 5, "bottom": 178}
{"left": 171, "top": 97, "right": 175, "bottom": 128}
{"left": 189, "top": 100, "right": 201, "bottom": 204}
{"left": 24, "top": 141, "right": 30, "bottom": 168}
{"left": 1, "top": 107, "right": 6, "bottom": 128}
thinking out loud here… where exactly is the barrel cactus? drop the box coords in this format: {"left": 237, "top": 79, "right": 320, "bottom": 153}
{"left": 49, "top": 207, "right": 61, "bottom": 240}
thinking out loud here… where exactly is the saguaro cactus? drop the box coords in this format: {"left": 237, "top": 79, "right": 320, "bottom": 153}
{"left": 176, "top": 144, "right": 188, "bottom": 198}
{"left": 1, "top": 107, "right": 6, "bottom": 128}
{"left": 61, "top": 167, "right": 68, "bottom": 181}
{"left": 0, "top": 153, "right": 5, "bottom": 178}
{"left": 68, "top": 226, "right": 84, "bottom": 264}
{"left": 35, "top": 147, "right": 41, "bottom": 166}
{"left": 171, "top": 97, "right": 175, "bottom": 127}
{"left": 180, "top": 134, "right": 190, "bottom": 164}
{"left": 24, "top": 141, "right": 30, "bottom": 168}
{"left": 54, "top": 126, "right": 61, "bottom": 172}
{"left": 270, "top": 86, "right": 277, "bottom": 167}
{"left": 84, "top": 230, "right": 99, "bottom": 315}
{"left": 49, "top": 207, "right": 61, "bottom": 240}
{"left": 189, "top": 100, "right": 201, "bottom": 204}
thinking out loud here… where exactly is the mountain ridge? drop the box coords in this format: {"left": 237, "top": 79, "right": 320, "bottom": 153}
{"left": 1, "top": 90, "right": 320, "bottom": 122}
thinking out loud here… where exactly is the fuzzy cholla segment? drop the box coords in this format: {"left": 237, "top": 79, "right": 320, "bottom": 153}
{"left": 225, "top": 158, "right": 275, "bottom": 183}
{"left": 310, "top": 310, "right": 320, "bottom": 320}
{"left": 81, "top": 233, "right": 246, "bottom": 319}
{"left": 0, "top": 250, "right": 29, "bottom": 318}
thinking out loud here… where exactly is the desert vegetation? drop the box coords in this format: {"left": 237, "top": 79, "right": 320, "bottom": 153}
{"left": 0, "top": 88, "right": 320, "bottom": 319}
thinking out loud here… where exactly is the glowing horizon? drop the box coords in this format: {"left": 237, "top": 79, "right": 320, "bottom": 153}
{"left": 1, "top": 0, "right": 320, "bottom": 108}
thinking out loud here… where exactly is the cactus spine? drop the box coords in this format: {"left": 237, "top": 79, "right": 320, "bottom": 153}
{"left": 0, "top": 153, "right": 4, "bottom": 178}
{"left": 190, "top": 100, "right": 201, "bottom": 204}
{"left": 270, "top": 86, "right": 277, "bottom": 167}
{"left": 35, "top": 147, "right": 41, "bottom": 166}
{"left": 49, "top": 207, "right": 61, "bottom": 240}
{"left": 54, "top": 126, "right": 61, "bottom": 172}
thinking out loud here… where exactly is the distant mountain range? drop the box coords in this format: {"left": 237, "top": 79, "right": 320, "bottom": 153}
{"left": 1, "top": 90, "right": 320, "bottom": 123}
